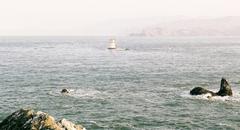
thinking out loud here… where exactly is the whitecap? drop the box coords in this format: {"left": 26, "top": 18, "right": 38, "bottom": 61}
{"left": 48, "top": 88, "right": 104, "bottom": 99}
{"left": 181, "top": 90, "right": 240, "bottom": 102}
{"left": 71, "top": 89, "right": 101, "bottom": 98}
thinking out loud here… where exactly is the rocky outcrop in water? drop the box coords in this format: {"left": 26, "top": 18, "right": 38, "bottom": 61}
{"left": 190, "top": 87, "right": 217, "bottom": 96}
{"left": 190, "top": 78, "right": 233, "bottom": 96}
{"left": 61, "top": 88, "right": 70, "bottom": 94}
{"left": 0, "top": 108, "right": 85, "bottom": 130}
{"left": 216, "top": 78, "right": 233, "bottom": 96}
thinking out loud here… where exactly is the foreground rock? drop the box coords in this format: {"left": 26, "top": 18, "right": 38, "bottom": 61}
{"left": 190, "top": 78, "right": 233, "bottom": 97}
{"left": 0, "top": 108, "right": 85, "bottom": 130}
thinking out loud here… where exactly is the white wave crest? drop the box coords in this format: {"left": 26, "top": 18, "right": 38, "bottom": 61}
{"left": 181, "top": 90, "right": 240, "bottom": 102}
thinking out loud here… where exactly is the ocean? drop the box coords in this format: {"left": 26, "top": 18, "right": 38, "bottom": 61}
{"left": 1, "top": 36, "right": 240, "bottom": 129}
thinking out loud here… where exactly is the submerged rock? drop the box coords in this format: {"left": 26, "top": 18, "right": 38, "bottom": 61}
{"left": 0, "top": 108, "right": 85, "bottom": 130}
{"left": 61, "top": 88, "right": 70, "bottom": 94}
{"left": 190, "top": 78, "right": 233, "bottom": 97}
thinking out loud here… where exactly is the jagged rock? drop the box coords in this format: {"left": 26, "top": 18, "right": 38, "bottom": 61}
{"left": 0, "top": 108, "right": 85, "bottom": 130}
{"left": 216, "top": 78, "right": 233, "bottom": 96}
{"left": 190, "top": 78, "right": 233, "bottom": 97}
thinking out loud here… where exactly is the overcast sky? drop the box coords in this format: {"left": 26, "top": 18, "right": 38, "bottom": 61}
{"left": 0, "top": 0, "right": 239, "bottom": 36}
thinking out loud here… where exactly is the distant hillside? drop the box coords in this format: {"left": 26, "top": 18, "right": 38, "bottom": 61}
{"left": 129, "top": 17, "right": 240, "bottom": 36}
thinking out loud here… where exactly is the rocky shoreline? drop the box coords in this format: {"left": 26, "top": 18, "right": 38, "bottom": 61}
{"left": 0, "top": 108, "right": 85, "bottom": 130}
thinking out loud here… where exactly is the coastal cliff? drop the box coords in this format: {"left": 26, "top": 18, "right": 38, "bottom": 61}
{"left": 0, "top": 108, "right": 85, "bottom": 130}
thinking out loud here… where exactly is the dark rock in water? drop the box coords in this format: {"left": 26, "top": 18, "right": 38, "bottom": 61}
{"left": 216, "top": 78, "right": 233, "bottom": 96}
{"left": 190, "top": 87, "right": 216, "bottom": 96}
{"left": 0, "top": 108, "right": 85, "bottom": 130}
{"left": 61, "top": 88, "right": 69, "bottom": 94}
{"left": 190, "top": 78, "right": 233, "bottom": 97}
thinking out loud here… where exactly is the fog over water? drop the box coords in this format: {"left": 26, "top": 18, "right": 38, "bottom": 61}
{"left": 0, "top": 0, "right": 239, "bottom": 36}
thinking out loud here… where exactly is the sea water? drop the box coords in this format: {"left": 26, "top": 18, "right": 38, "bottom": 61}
{"left": 1, "top": 36, "right": 240, "bottom": 129}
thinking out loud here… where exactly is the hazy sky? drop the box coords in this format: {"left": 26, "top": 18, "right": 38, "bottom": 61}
{"left": 0, "top": 0, "right": 239, "bottom": 36}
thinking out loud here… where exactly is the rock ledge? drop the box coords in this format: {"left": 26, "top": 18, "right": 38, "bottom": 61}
{"left": 0, "top": 108, "right": 85, "bottom": 130}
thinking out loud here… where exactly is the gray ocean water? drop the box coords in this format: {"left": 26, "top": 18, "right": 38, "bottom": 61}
{"left": 1, "top": 36, "right": 240, "bottom": 130}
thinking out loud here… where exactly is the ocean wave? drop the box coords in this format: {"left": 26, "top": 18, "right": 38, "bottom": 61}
{"left": 71, "top": 89, "right": 101, "bottom": 98}
{"left": 181, "top": 90, "right": 240, "bottom": 102}
{"left": 48, "top": 88, "right": 105, "bottom": 99}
